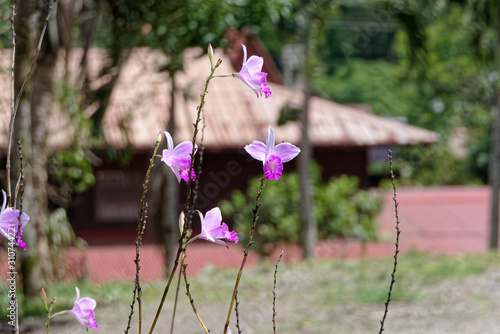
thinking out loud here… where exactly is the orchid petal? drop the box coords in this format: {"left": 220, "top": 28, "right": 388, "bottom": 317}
{"left": 265, "top": 126, "right": 275, "bottom": 158}
{"left": 245, "top": 55, "right": 264, "bottom": 73}
{"left": 241, "top": 44, "right": 247, "bottom": 66}
{"left": 163, "top": 131, "right": 174, "bottom": 152}
{"left": 236, "top": 72, "right": 261, "bottom": 96}
{"left": 161, "top": 149, "right": 173, "bottom": 166}
{"left": 1, "top": 208, "right": 29, "bottom": 229}
{"left": 172, "top": 141, "right": 195, "bottom": 159}
{"left": 197, "top": 207, "right": 237, "bottom": 247}
{"left": 264, "top": 155, "right": 283, "bottom": 181}
{"left": 78, "top": 297, "right": 97, "bottom": 310}
{"left": 71, "top": 287, "right": 98, "bottom": 330}
{"left": 210, "top": 238, "right": 229, "bottom": 246}
{"left": 236, "top": 44, "right": 271, "bottom": 98}
{"left": 274, "top": 143, "right": 301, "bottom": 163}
{"left": 198, "top": 210, "right": 206, "bottom": 230}
{"left": 204, "top": 207, "right": 222, "bottom": 230}
{"left": 244, "top": 141, "right": 266, "bottom": 162}
{"left": 171, "top": 165, "right": 181, "bottom": 183}
{"left": 75, "top": 286, "right": 80, "bottom": 302}
{"left": 1, "top": 190, "right": 6, "bottom": 213}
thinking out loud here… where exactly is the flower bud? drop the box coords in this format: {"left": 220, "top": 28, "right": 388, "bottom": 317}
{"left": 208, "top": 44, "right": 214, "bottom": 68}
{"left": 40, "top": 287, "right": 47, "bottom": 307}
{"left": 179, "top": 211, "right": 185, "bottom": 235}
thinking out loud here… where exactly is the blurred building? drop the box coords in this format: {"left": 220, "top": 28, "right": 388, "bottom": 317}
{"left": 0, "top": 42, "right": 438, "bottom": 243}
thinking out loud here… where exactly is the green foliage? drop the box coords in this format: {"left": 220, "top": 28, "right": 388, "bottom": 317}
{"left": 48, "top": 80, "right": 96, "bottom": 197}
{"left": 0, "top": 0, "right": 11, "bottom": 48}
{"left": 391, "top": 145, "right": 484, "bottom": 186}
{"left": 3, "top": 251, "right": 499, "bottom": 319}
{"left": 219, "top": 163, "right": 381, "bottom": 255}
{"left": 97, "top": 0, "right": 293, "bottom": 73}
{"left": 47, "top": 208, "right": 87, "bottom": 280}
{"left": 313, "top": 4, "right": 494, "bottom": 185}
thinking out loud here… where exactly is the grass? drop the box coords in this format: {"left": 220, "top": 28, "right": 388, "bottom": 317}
{"left": 3, "top": 251, "right": 500, "bottom": 321}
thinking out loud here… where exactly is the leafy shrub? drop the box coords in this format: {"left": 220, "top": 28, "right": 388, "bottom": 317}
{"left": 219, "top": 163, "right": 382, "bottom": 255}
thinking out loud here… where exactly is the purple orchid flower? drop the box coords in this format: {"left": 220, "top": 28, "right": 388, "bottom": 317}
{"left": 244, "top": 126, "right": 301, "bottom": 181}
{"left": 161, "top": 131, "right": 197, "bottom": 183}
{"left": 198, "top": 207, "right": 238, "bottom": 246}
{"left": 0, "top": 190, "right": 29, "bottom": 250}
{"left": 70, "top": 287, "right": 98, "bottom": 331}
{"left": 236, "top": 44, "right": 272, "bottom": 98}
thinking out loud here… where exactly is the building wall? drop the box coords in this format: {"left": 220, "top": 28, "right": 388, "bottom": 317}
{"left": 68, "top": 147, "right": 368, "bottom": 244}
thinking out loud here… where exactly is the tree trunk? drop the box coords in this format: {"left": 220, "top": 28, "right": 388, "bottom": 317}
{"left": 163, "top": 73, "right": 179, "bottom": 274}
{"left": 150, "top": 74, "right": 179, "bottom": 275}
{"left": 16, "top": 0, "right": 57, "bottom": 296}
{"left": 489, "top": 93, "right": 500, "bottom": 249}
{"left": 299, "top": 18, "right": 319, "bottom": 259}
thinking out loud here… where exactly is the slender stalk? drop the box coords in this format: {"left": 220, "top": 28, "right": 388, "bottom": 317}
{"left": 149, "top": 58, "right": 222, "bottom": 334}
{"left": 235, "top": 293, "right": 241, "bottom": 334}
{"left": 8, "top": 0, "right": 16, "bottom": 206}
{"left": 272, "top": 251, "right": 284, "bottom": 334}
{"left": 378, "top": 150, "right": 401, "bottom": 333}
{"left": 125, "top": 135, "right": 162, "bottom": 334}
{"left": 169, "top": 266, "right": 182, "bottom": 334}
{"left": 190, "top": 110, "right": 206, "bottom": 226}
{"left": 224, "top": 177, "right": 266, "bottom": 334}
{"left": 184, "top": 59, "right": 222, "bottom": 229}
{"left": 181, "top": 250, "right": 209, "bottom": 334}
{"left": 10, "top": 141, "right": 24, "bottom": 334}
{"left": 6, "top": 0, "right": 56, "bottom": 205}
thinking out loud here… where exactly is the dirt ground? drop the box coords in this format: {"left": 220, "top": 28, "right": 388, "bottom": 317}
{"left": 12, "top": 262, "right": 500, "bottom": 334}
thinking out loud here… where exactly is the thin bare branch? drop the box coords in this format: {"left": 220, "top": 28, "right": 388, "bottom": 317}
{"left": 181, "top": 252, "right": 209, "bottom": 334}
{"left": 224, "top": 177, "right": 266, "bottom": 334}
{"left": 273, "top": 251, "right": 284, "bottom": 334}
{"left": 6, "top": 0, "right": 57, "bottom": 205}
{"left": 378, "top": 150, "right": 401, "bottom": 333}
{"left": 149, "top": 58, "right": 222, "bottom": 334}
{"left": 125, "top": 135, "right": 162, "bottom": 334}
{"left": 235, "top": 292, "right": 241, "bottom": 334}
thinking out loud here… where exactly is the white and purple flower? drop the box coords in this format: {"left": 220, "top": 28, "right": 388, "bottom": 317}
{"left": 244, "top": 126, "right": 300, "bottom": 181}
{"left": 0, "top": 190, "right": 29, "bottom": 250}
{"left": 236, "top": 44, "right": 271, "bottom": 98}
{"left": 70, "top": 287, "right": 98, "bottom": 331}
{"left": 161, "top": 131, "right": 197, "bottom": 183}
{"left": 198, "top": 207, "right": 238, "bottom": 247}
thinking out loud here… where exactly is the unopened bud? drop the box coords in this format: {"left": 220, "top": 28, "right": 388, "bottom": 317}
{"left": 40, "top": 287, "right": 47, "bottom": 307}
{"left": 208, "top": 44, "right": 214, "bottom": 68}
{"left": 179, "top": 211, "right": 185, "bottom": 235}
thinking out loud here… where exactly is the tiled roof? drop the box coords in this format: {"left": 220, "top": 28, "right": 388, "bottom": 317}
{"left": 0, "top": 47, "right": 439, "bottom": 151}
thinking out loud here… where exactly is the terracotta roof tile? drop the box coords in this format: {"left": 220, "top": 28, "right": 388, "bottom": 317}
{"left": 0, "top": 47, "right": 438, "bottom": 152}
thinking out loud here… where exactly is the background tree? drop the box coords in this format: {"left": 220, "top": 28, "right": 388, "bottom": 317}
{"left": 12, "top": 0, "right": 75, "bottom": 296}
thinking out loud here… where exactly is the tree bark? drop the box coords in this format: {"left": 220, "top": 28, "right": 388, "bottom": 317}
{"left": 163, "top": 73, "right": 179, "bottom": 274}
{"left": 15, "top": 0, "right": 57, "bottom": 296}
{"left": 299, "top": 18, "right": 319, "bottom": 259}
{"left": 489, "top": 93, "right": 500, "bottom": 249}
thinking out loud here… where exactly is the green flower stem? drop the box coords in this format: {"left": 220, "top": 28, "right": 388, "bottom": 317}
{"left": 169, "top": 265, "right": 182, "bottom": 334}
{"left": 125, "top": 134, "right": 162, "bottom": 334}
{"left": 149, "top": 58, "right": 221, "bottom": 334}
{"left": 224, "top": 177, "right": 266, "bottom": 334}
{"left": 185, "top": 58, "right": 222, "bottom": 228}
{"left": 185, "top": 234, "right": 200, "bottom": 246}
{"left": 47, "top": 310, "right": 69, "bottom": 334}
{"left": 181, "top": 249, "right": 209, "bottom": 334}
{"left": 212, "top": 74, "right": 233, "bottom": 78}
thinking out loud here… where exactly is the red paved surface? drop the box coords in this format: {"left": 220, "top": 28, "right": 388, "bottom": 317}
{"left": 0, "top": 186, "right": 495, "bottom": 282}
